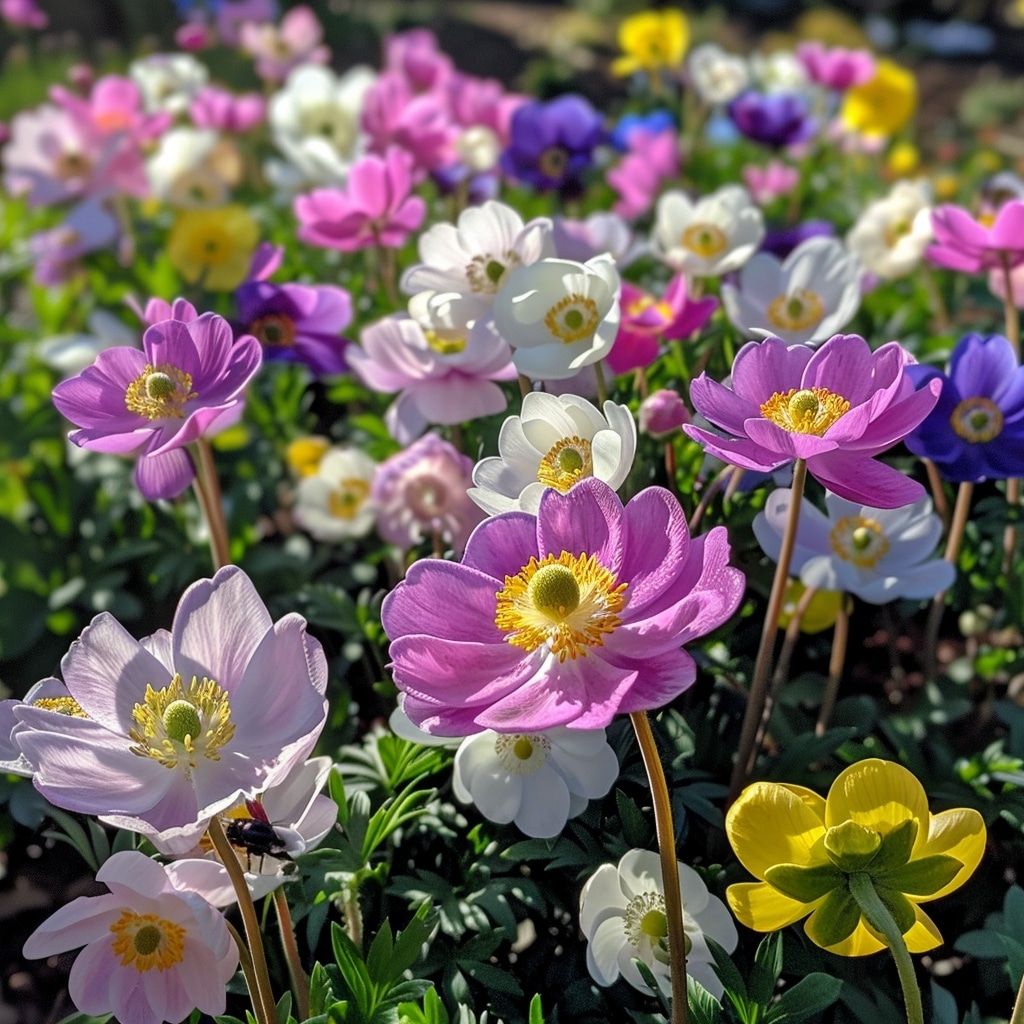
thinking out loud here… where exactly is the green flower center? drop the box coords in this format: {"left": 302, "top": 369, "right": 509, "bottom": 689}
{"left": 760, "top": 386, "right": 851, "bottom": 435}
{"left": 162, "top": 699, "right": 202, "bottom": 744}
{"left": 527, "top": 564, "right": 581, "bottom": 619}
{"left": 133, "top": 924, "right": 163, "bottom": 956}
{"left": 950, "top": 396, "right": 1003, "bottom": 443}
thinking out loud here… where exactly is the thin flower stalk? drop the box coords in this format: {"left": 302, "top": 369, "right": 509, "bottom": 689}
{"left": 629, "top": 711, "right": 688, "bottom": 1024}
{"left": 274, "top": 887, "right": 310, "bottom": 1021}
{"left": 191, "top": 437, "right": 231, "bottom": 570}
{"left": 1011, "top": 970, "right": 1024, "bottom": 1024}
{"left": 815, "top": 594, "right": 850, "bottom": 736}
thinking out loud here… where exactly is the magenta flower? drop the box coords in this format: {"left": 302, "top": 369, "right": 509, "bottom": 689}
{"left": 295, "top": 147, "right": 426, "bottom": 252}
{"left": 607, "top": 126, "right": 678, "bottom": 220}
{"left": 796, "top": 42, "right": 875, "bottom": 90}
{"left": 685, "top": 335, "right": 941, "bottom": 507}
{"left": 382, "top": 477, "right": 744, "bottom": 734}
{"left": 240, "top": 4, "right": 329, "bottom": 83}
{"left": 216, "top": 0, "right": 276, "bottom": 47}
{"left": 0, "top": 0, "right": 47, "bottom": 29}
{"left": 640, "top": 389, "right": 691, "bottom": 437}
{"left": 13, "top": 566, "right": 328, "bottom": 838}
{"left": 384, "top": 27, "right": 454, "bottom": 92}
{"left": 608, "top": 275, "right": 717, "bottom": 375}
{"left": 927, "top": 200, "right": 1024, "bottom": 273}
{"left": 23, "top": 851, "right": 237, "bottom": 1024}
{"left": 190, "top": 85, "right": 266, "bottom": 133}
{"left": 52, "top": 74, "right": 171, "bottom": 146}
{"left": 51, "top": 311, "right": 261, "bottom": 500}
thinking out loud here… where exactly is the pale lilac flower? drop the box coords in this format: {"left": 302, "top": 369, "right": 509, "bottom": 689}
{"left": 240, "top": 5, "right": 329, "bottom": 83}
{"left": 30, "top": 199, "right": 119, "bottom": 286}
{"left": 348, "top": 313, "right": 516, "bottom": 443}
{"left": 384, "top": 27, "right": 454, "bottom": 92}
{"left": 382, "top": 477, "right": 744, "bottom": 734}
{"left": 13, "top": 566, "right": 328, "bottom": 837}
{"left": 190, "top": 86, "right": 265, "bottom": 132}
{"left": 742, "top": 159, "right": 800, "bottom": 205}
{"left": 0, "top": 679, "right": 81, "bottom": 777}
{"left": 295, "top": 147, "right": 426, "bottom": 252}
{"left": 23, "top": 851, "right": 237, "bottom": 1024}
{"left": 550, "top": 212, "right": 645, "bottom": 267}
{"left": 373, "top": 433, "right": 485, "bottom": 555}
{"left": 51, "top": 312, "right": 261, "bottom": 500}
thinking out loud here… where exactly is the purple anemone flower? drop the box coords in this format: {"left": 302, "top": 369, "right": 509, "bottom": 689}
{"left": 904, "top": 333, "right": 1024, "bottom": 482}
{"left": 52, "top": 311, "right": 261, "bottom": 500}
{"left": 382, "top": 477, "right": 744, "bottom": 734}
{"left": 500, "top": 94, "right": 606, "bottom": 198}
{"left": 760, "top": 219, "right": 835, "bottom": 260}
{"left": 728, "top": 91, "right": 817, "bottom": 149}
{"left": 12, "top": 567, "right": 328, "bottom": 841}
{"left": 684, "top": 334, "right": 942, "bottom": 508}
{"left": 234, "top": 280, "right": 352, "bottom": 376}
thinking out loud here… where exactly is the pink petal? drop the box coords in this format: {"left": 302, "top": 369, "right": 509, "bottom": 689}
{"left": 536, "top": 478, "right": 624, "bottom": 576}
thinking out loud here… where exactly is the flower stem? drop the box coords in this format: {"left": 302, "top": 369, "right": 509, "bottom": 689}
{"left": 1010, "top": 966, "right": 1024, "bottom": 1024}
{"left": 629, "top": 711, "right": 688, "bottom": 1024}
{"left": 190, "top": 438, "right": 231, "bottom": 570}
{"left": 518, "top": 373, "right": 533, "bottom": 400}
{"left": 729, "top": 459, "right": 808, "bottom": 802}
{"left": 343, "top": 879, "right": 364, "bottom": 948}
{"left": 594, "top": 359, "right": 609, "bottom": 407}
{"left": 225, "top": 919, "right": 259, "bottom": 1001}
{"left": 207, "top": 817, "right": 277, "bottom": 1024}
{"left": 274, "top": 887, "right": 310, "bottom": 1021}
{"left": 815, "top": 594, "right": 850, "bottom": 736}
{"left": 847, "top": 873, "right": 924, "bottom": 1024}
{"left": 1001, "top": 252, "right": 1020, "bottom": 358}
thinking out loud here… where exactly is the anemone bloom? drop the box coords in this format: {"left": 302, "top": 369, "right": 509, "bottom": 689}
{"left": 382, "top": 477, "right": 744, "bottom": 735}
{"left": 927, "top": 200, "right": 1024, "bottom": 274}
{"left": 684, "top": 334, "right": 941, "bottom": 508}
{"left": 13, "top": 567, "right": 328, "bottom": 839}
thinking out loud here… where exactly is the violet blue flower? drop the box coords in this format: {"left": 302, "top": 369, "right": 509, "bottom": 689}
{"left": 727, "top": 90, "right": 817, "bottom": 149}
{"left": 501, "top": 94, "right": 606, "bottom": 198}
{"left": 51, "top": 311, "right": 261, "bottom": 500}
{"left": 684, "top": 334, "right": 942, "bottom": 508}
{"left": 904, "top": 333, "right": 1024, "bottom": 482}
{"left": 760, "top": 219, "right": 835, "bottom": 260}
{"left": 234, "top": 280, "right": 351, "bottom": 376}
{"left": 12, "top": 566, "right": 328, "bottom": 838}
{"left": 610, "top": 109, "right": 676, "bottom": 151}
{"left": 382, "top": 476, "right": 744, "bottom": 734}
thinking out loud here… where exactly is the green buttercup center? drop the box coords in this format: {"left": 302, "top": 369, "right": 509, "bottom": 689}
{"left": 950, "top": 396, "right": 1003, "bottom": 443}
{"left": 162, "top": 699, "right": 202, "bottom": 744}
{"left": 145, "top": 372, "right": 176, "bottom": 400}
{"left": 424, "top": 329, "right": 467, "bottom": 355}
{"left": 563, "top": 308, "right": 584, "bottom": 331}
{"left": 557, "top": 447, "right": 585, "bottom": 474}
{"left": 625, "top": 891, "right": 683, "bottom": 962}
{"left": 830, "top": 514, "right": 890, "bottom": 568}
{"left": 527, "top": 563, "right": 581, "bottom": 619}
{"left": 537, "top": 436, "right": 594, "bottom": 492}
{"left": 485, "top": 259, "right": 505, "bottom": 284}
{"left": 125, "top": 363, "right": 197, "bottom": 420}
{"left": 640, "top": 909, "right": 669, "bottom": 941}
{"left": 852, "top": 527, "right": 873, "bottom": 551}
{"left": 824, "top": 820, "right": 882, "bottom": 871}
{"left": 513, "top": 736, "right": 534, "bottom": 760}
{"left": 133, "top": 924, "right": 163, "bottom": 956}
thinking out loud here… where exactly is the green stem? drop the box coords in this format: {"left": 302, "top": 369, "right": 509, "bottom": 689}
{"left": 847, "top": 873, "right": 924, "bottom": 1024}
{"left": 629, "top": 712, "right": 688, "bottom": 1024}
{"left": 190, "top": 438, "right": 231, "bottom": 570}
{"left": 594, "top": 358, "right": 608, "bottom": 407}
{"left": 274, "top": 888, "right": 310, "bottom": 1021}
{"left": 729, "top": 459, "right": 808, "bottom": 803}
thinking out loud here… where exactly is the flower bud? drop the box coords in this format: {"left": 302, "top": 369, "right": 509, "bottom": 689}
{"left": 639, "top": 389, "right": 690, "bottom": 437}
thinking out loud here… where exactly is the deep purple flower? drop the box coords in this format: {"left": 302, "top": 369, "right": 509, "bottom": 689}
{"left": 684, "top": 334, "right": 941, "bottom": 508}
{"left": 234, "top": 280, "right": 351, "bottom": 376}
{"left": 382, "top": 477, "right": 744, "bottom": 734}
{"left": 52, "top": 312, "right": 261, "bottom": 500}
{"left": 501, "top": 94, "right": 606, "bottom": 197}
{"left": 727, "top": 91, "right": 817, "bottom": 149}
{"left": 760, "top": 219, "right": 835, "bottom": 260}
{"left": 904, "top": 333, "right": 1024, "bottom": 482}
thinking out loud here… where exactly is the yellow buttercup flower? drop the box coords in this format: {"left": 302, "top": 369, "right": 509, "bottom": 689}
{"left": 885, "top": 141, "right": 920, "bottom": 179}
{"left": 286, "top": 436, "right": 330, "bottom": 477}
{"left": 726, "top": 759, "right": 985, "bottom": 956}
{"left": 612, "top": 8, "right": 689, "bottom": 78}
{"left": 841, "top": 60, "right": 917, "bottom": 139}
{"left": 167, "top": 205, "right": 259, "bottom": 292}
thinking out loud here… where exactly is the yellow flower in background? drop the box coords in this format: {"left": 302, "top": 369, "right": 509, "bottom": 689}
{"left": 167, "top": 205, "right": 259, "bottom": 291}
{"left": 286, "top": 436, "right": 330, "bottom": 477}
{"left": 726, "top": 759, "right": 985, "bottom": 956}
{"left": 841, "top": 60, "right": 917, "bottom": 139}
{"left": 612, "top": 8, "right": 689, "bottom": 78}
{"left": 885, "top": 141, "right": 920, "bottom": 179}
{"left": 777, "top": 580, "right": 843, "bottom": 634}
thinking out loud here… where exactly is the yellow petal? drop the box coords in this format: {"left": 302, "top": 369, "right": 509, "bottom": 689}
{"left": 817, "top": 901, "right": 943, "bottom": 957}
{"left": 904, "top": 904, "right": 944, "bottom": 952}
{"left": 726, "top": 882, "right": 816, "bottom": 931}
{"left": 824, "top": 759, "right": 928, "bottom": 835}
{"left": 818, "top": 918, "right": 886, "bottom": 957}
{"left": 726, "top": 782, "right": 827, "bottom": 881}
{"left": 911, "top": 807, "right": 986, "bottom": 901}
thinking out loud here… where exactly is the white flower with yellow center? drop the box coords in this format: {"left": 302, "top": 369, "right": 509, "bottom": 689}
{"left": 293, "top": 446, "right": 378, "bottom": 541}
{"left": 687, "top": 43, "right": 750, "bottom": 105}
{"left": 652, "top": 184, "right": 765, "bottom": 277}
{"left": 452, "top": 725, "right": 618, "bottom": 838}
{"left": 469, "top": 392, "right": 636, "bottom": 515}
{"left": 579, "top": 848, "right": 738, "bottom": 999}
{"left": 846, "top": 180, "right": 934, "bottom": 280}
{"left": 147, "top": 128, "right": 236, "bottom": 209}
{"left": 753, "top": 488, "right": 956, "bottom": 603}
{"left": 130, "top": 53, "right": 208, "bottom": 115}
{"left": 492, "top": 255, "right": 621, "bottom": 381}
{"left": 722, "top": 236, "right": 863, "bottom": 347}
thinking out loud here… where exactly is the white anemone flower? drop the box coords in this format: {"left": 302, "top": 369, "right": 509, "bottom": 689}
{"left": 579, "top": 848, "right": 738, "bottom": 999}
{"left": 651, "top": 185, "right": 764, "bottom": 277}
{"left": 402, "top": 200, "right": 555, "bottom": 330}
{"left": 453, "top": 726, "right": 619, "bottom": 838}
{"left": 130, "top": 53, "right": 208, "bottom": 115}
{"left": 753, "top": 489, "right": 956, "bottom": 603}
{"left": 492, "top": 255, "right": 621, "bottom": 381}
{"left": 469, "top": 392, "right": 636, "bottom": 515}
{"left": 749, "top": 49, "right": 810, "bottom": 94}
{"left": 293, "top": 447, "right": 378, "bottom": 541}
{"left": 721, "top": 236, "right": 863, "bottom": 347}
{"left": 147, "top": 128, "right": 234, "bottom": 208}
{"left": 266, "top": 64, "right": 376, "bottom": 195}
{"left": 687, "top": 43, "right": 750, "bottom": 105}
{"left": 846, "top": 180, "right": 934, "bottom": 280}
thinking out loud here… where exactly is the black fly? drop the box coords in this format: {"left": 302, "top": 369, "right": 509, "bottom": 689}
{"left": 224, "top": 799, "right": 295, "bottom": 873}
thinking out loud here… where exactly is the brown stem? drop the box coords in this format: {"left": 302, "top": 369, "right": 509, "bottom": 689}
{"left": 729, "top": 459, "right": 808, "bottom": 803}
{"left": 815, "top": 595, "right": 850, "bottom": 736}
{"left": 274, "top": 887, "right": 310, "bottom": 1021}
{"left": 923, "top": 459, "right": 950, "bottom": 532}
{"left": 191, "top": 438, "right": 231, "bottom": 570}
{"left": 518, "top": 373, "right": 533, "bottom": 399}
{"left": 225, "top": 919, "right": 259, "bottom": 1001}
{"left": 629, "top": 712, "right": 688, "bottom": 1024}
{"left": 688, "top": 464, "right": 733, "bottom": 532}
{"left": 1001, "top": 252, "right": 1020, "bottom": 357}
{"left": 1003, "top": 477, "right": 1020, "bottom": 575}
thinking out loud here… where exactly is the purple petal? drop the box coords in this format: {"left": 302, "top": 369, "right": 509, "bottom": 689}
{"left": 731, "top": 337, "right": 812, "bottom": 403}
{"left": 809, "top": 452, "right": 925, "bottom": 507}
{"left": 461, "top": 511, "right": 540, "bottom": 580}
{"left": 536, "top": 478, "right": 624, "bottom": 575}
{"left": 619, "top": 487, "right": 691, "bottom": 614}
{"left": 134, "top": 447, "right": 195, "bottom": 500}
{"left": 689, "top": 374, "right": 759, "bottom": 435}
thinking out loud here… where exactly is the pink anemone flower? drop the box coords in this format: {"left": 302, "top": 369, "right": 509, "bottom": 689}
{"left": 927, "top": 200, "right": 1024, "bottom": 274}
{"left": 382, "top": 476, "right": 745, "bottom": 735}
{"left": 684, "top": 334, "right": 941, "bottom": 508}
{"left": 796, "top": 42, "right": 875, "bottom": 91}
{"left": 240, "top": 4, "right": 329, "bottom": 83}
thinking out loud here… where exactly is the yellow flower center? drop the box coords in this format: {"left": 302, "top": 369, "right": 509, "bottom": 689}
{"left": 759, "top": 387, "right": 851, "bottom": 435}
{"left": 109, "top": 910, "right": 186, "bottom": 972}
{"left": 186, "top": 226, "right": 233, "bottom": 267}
{"left": 327, "top": 478, "right": 370, "bottom": 519}
{"left": 883, "top": 217, "right": 912, "bottom": 248}
{"left": 33, "top": 695, "right": 88, "bottom": 717}
{"left": 494, "top": 551, "right": 627, "bottom": 661}
{"left": 544, "top": 294, "right": 600, "bottom": 344}
{"left": 681, "top": 222, "right": 728, "bottom": 258}
{"left": 766, "top": 289, "right": 825, "bottom": 332}
{"left": 625, "top": 295, "right": 674, "bottom": 325}
{"left": 250, "top": 312, "right": 296, "bottom": 348}
{"left": 623, "top": 891, "right": 685, "bottom": 962}
{"left": 128, "top": 673, "right": 235, "bottom": 775}
{"left": 466, "top": 251, "right": 519, "bottom": 293}
{"left": 950, "top": 396, "right": 1003, "bottom": 442}
{"left": 424, "top": 329, "right": 468, "bottom": 355}
{"left": 125, "top": 364, "right": 197, "bottom": 420}
{"left": 536, "top": 436, "right": 593, "bottom": 492}
{"left": 493, "top": 732, "right": 551, "bottom": 775}
{"left": 829, "top": 514, "right": 890, "bottom": 568}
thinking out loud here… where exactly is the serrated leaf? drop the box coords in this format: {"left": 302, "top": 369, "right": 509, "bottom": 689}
{"left": 310, "top": 962, "right": 336, "bottom": 1017}
{"left": 616, "top": 788, "right": 651, "bottom": 847}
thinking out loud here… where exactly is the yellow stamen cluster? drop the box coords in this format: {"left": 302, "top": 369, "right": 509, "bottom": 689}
{"left": 109, "top": 910, "right": 186, "bottom": 972}
{"left": 760, "top": 387, "right": 850, "bottom": 436}
{"left": 328, "top": 478, "right": 371, "bottom": 520}
{"left": 33, "top": 695, "right": 88, "bottom": 717}
{"left": 125, "top": 364, "right": 197, "bottom": 420}
{"left": 681, "top": 222, "right": 728, "bottom": 258}
{"left": 950, "top": 396, "right": 1003, "bottom": 442}
{"left": 494, "top": 551, "right": 627, "bottom": 661}
{"left": 766, "top": 289, "right": 825, "bottom": 332}
{"left": 536, "top": 436, "right": 594, "bottom": 492}
{"left": 494, "top": 733, "right": 551, "bottom": 775}
{"left": 544, "top": 294, "right": 600, "bottom": 344}
{"left": 424, "top": 329, "right": 468, "bottom": 355}
{"left": 466, "top": 251, "right": 520, "bottom": 293}
{"left": 829, "top": 515, "right": 890, "bottom": 568}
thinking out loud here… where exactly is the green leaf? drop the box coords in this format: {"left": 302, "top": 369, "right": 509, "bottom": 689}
{"left": 874, "top": 884, "right": 917, "bottom": 936}
{"left": 748, "top": 931, "right": 783, "bottom": 1007}
{"left": 528, "top": 994, "right": 544, "bottom": 1024}
{"left": 763, "top": 863, "right": 844, "bottom": 903}
{"left": 868, "top": 819, "right": 917, "bottom": 872}
{"left": 386, "top": 904, "right": 436, "bottom": 983}
{"left": 762, "top": 973, "right": 843, "bottom": 1023}
{"left": 458, "top": 961, "right": 523, "bottom": 998}
{"left": 704, "top": 936, "right": 747, "bottom": 1001}
{"left": 615, "top": 788, "right": 651, "bottom": 847}
{"left": 310, "top": 962, "right": 336, "bottom": 1017}
{"left": 633, "top": 958, "right": 671, "bottom": 1017}
{"left": 803, "top": 887, "right": 861, "bottom": 949}
{"left": 275, "top": 991, "right": 293, "bottom": 1024}
{"left": 366, "top": 920, "right": 394, "bottom": 986}
{"left": 686, "top": 975, "right": 724, "bottom": 1024}
{"left": 876, "top": 854, "right": 962, "bottom": 897}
